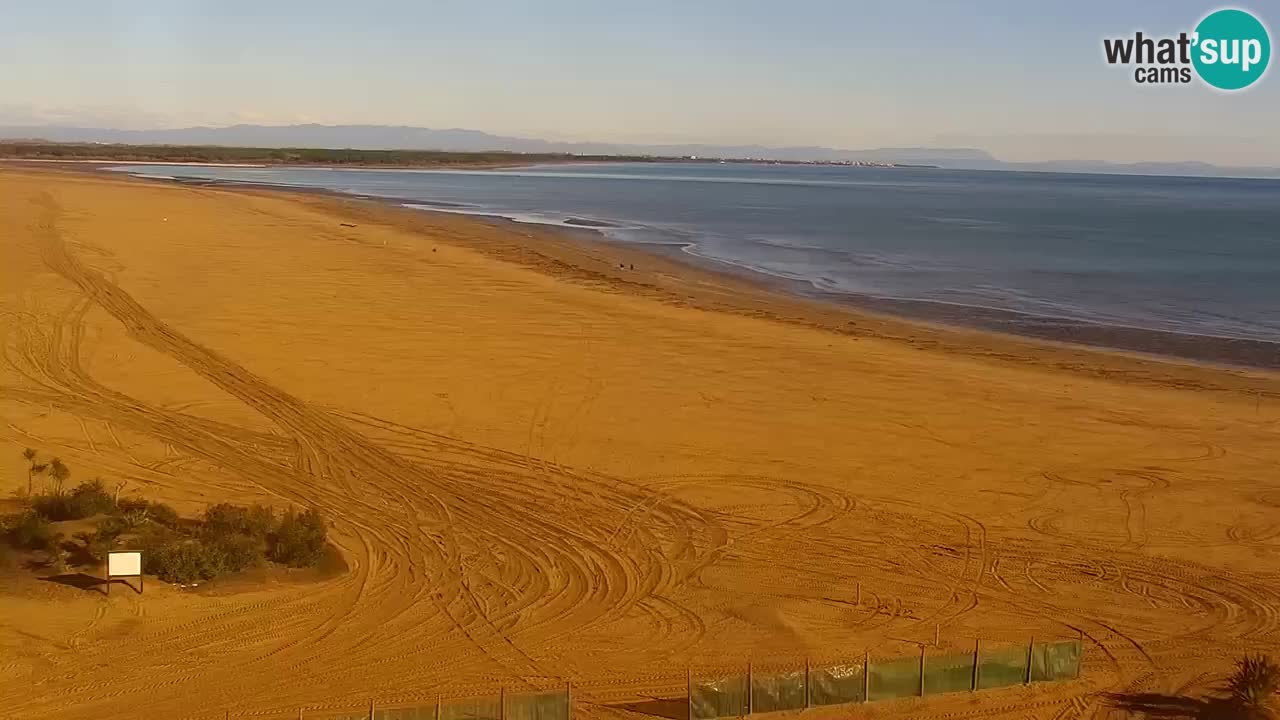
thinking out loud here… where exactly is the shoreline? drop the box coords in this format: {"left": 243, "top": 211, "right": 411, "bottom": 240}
{"left": 87, "top": 164, "right": 1280, "bottom": 373}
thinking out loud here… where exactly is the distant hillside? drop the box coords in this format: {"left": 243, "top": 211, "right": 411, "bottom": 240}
{"left": 1, "top": 124, "right": 1277, "bottom": 178}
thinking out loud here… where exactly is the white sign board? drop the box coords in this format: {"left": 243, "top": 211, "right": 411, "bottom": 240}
{"left": 107, "top": 551, "right": 142, "bottom": 577}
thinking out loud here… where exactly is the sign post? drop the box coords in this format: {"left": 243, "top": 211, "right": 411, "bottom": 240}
{"left": 106, "top": 551, "right": 143, "bottom": 594}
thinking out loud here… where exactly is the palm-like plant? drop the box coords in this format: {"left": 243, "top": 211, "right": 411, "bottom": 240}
{"left": 1225, "top": 654, "right": 1280, "bottom": 720}
{"left": 22, "top": 448, "right": 47, "bottom": 495}
{"left": 46, "top": 457, "right": 70, "bottom": 494}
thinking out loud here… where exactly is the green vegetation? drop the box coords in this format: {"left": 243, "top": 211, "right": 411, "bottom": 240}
{"left": 31, "top": 477, "right": 114, "bottom": 521}
{"left": 0, "top": 141, "right": 666, "bottom": 167}
{"left": 4, "top": 450, "right": 330, "bottom": 586}
{"left": 2, "top": 510, "right": 57, "bottom": 551}
{"left": 1226, "top": 654, "right": 1279, "bottom": 720}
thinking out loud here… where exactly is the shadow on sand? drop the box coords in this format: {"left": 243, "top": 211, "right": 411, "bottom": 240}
{"left": 40, "top": 572, "right": 112, "bottom": 595}
{"left": 1102, "top": 691, "right": 1243, "bottom": 720}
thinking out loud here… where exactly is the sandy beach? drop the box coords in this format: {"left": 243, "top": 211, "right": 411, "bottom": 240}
{"left": 1, "top": 166, "right": 1278, "bottom": 720}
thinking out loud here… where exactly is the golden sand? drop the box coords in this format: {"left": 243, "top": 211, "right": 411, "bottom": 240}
{"left": 0, "top": 167, "right": 1277, "bottom": 719}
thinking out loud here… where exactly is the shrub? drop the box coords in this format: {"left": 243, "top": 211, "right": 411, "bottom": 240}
{"left": 203, "top": 503, "right": 274, "bottom": 540}
{"left": 69, "top": 479, "right": 116, "bottom": 516}
{"left": 31, "top": 479, "right": 116, "bottom": 521}
{"left": 5, "top": 511, "right": 55, "bottom": 551}
{"left": 1225, "top": 655, "right": 1280, "bottom": 720}
{"left": 120, "top": 508, "right": 149, "bottom": 529}
{"left": 30, "top": 492, "right": 76, "bottom": 521}
{"left": 94, "top": 516, "right": 128, "bottom": 545}
{"left": 209, "top": 533, "right": 264, "bottom": 573}
{"left": 144, "top": 540, "right": 225, "bottom": 584}
{"left": 117, "top": 497, "right": 149, "bottom": 515}
{"left": 269, "top": 508, "right": 327, "bottom": 567}
{"left": 147, "top": 502, "right": 181, "bottom": 529}
{"left": 73, "top": 529, "right": 116, "bottom": 563}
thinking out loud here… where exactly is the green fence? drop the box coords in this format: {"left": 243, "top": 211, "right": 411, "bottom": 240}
{"left": 363, "top": 689, "right": 568, "bottom": 720}
{"left": 690, "top": 674, "right": 748, "bottom": 720}
{"left": 439, "top": 696, "right": 501, "bottom": 720}
{"left": 374, "top": 706, "right": 437, "bottom": 720}
{"left": 977, "top": 644, "right": 1031, "bottom": 690}
{"left": 690, "top": 639, "right": 1082, "bottom": 718}
{"left": 1030, "top": 640, "right": 1082, "bottom": 683}
{"left": 286, "top": 640, "right": 1080, "bottom": 720}
{"left": 923, "top": 651, "right": 976, "bottom": 696}
{"left": 749, "top": 670, "right": 806, "bottom": 713}
{"left": 867, "top": 655, "right": 922, "bottom": 702}
{"left": 807, "top": 662, "right": 865, "bottom": 706}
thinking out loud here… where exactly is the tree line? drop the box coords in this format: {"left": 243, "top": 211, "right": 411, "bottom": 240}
{"left": 0, "top": 141, "right": 670, "bottom": 167}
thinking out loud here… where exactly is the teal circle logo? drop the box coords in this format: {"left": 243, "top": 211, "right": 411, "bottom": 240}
{"left": 1192, "top": 9, "right": 1271, "bottom": 90}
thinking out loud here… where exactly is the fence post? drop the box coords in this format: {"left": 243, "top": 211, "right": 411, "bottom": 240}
{"left": 746, "top": 661, "right": 753, "bottom": 716}
{"left": 687, "top": 667, "right": 693, "bottom": 720}
{"left": 970, "top": 639, "right": 979, "bottom": 692}
{"left": 435, "top": 694, "right": 441, "bottom": 720}
{"left": 1076, "top": 630, "right": 1084, "bottom": 680}
{"left": 500, "top": 687, "right": 506, "bottom": 720}
{"left": 1025, "top": 636, "right": 1034, "bottom": 685}
{"left": 369, "top": 698, "right": 375, "bottom": 720}
{"left": 934, "top": 624, "right": 939, "bottom": 648}
{"left": 804, "top": 657, "right": 811, "bottom": 709}
{"left": 862, "top": 651, "right": 870, "bottom": 703}
{"left": 918, "top": 645, "right": 926, "bottom": 697}
{"left": 297, "top": 708, "right": 301, "bottom": 720}
{"left": 567, "top": 680, "right": 573, "bottom": 720}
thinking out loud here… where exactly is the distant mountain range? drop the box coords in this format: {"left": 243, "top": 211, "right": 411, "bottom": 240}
{"left": 3, "top": 123, "right": 1278, "bottom": 178}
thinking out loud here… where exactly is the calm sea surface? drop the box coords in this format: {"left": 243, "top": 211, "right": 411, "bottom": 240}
{"left": 113, "top": 162, "right": 1280, "bottom": 345}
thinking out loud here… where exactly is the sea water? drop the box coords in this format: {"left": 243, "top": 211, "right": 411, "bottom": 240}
{"left": 113, "top": 162, "right": 1280, "bottom": 345}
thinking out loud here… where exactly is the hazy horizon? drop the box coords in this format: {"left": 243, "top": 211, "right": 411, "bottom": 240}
{"left": 3, "top": 0, "right": 1277, "bottom": 165}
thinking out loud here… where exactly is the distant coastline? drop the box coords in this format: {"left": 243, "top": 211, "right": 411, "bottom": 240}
{"left": 4, "top": 123, "right": 1279, "bottom": 178}
{"left": 0, "top": 141, "right": 939, "bottom": 172}
{"left": 91, "top": 163, "right": 1280, "bottom": 370}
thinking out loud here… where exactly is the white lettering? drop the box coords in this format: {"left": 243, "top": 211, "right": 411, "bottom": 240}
{"left": 1242, "top": 39, "right": 1262, "bottom": 72}
{"left": 1221, "top": 38, "right": 1240, "bottom": 65}
{"left": 1201, "top": 38, "right": 1219, "bottom": 64}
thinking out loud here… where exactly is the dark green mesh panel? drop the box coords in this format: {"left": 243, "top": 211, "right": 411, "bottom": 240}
{"left": 750, "top": 670, "right": 806, "bottom": 713}
{"left": 922, "top": 652, "right": 976, "bottom": 695}
{"left": 690, "top": 674, "right": 748, "bottom": 719}
{"left": 504, "top": 691, "right": 568, "bottom": 720}
{"left": 1030, "top": 640, "right": 1081, "bottom": 682}
{"left": 375, "top": 705, "right": 436, "bottom": 720}
{"left": 977, "top": 644, "right": 1029, "bottom": 690}
{"left": 867, "top": 655, "right": 922, "bottom": 701}
{"left": 808, "top": 662, "right": 866, "bottom": 706}
{"left": 439, "top": 695, "right": 501, "bottom": 720}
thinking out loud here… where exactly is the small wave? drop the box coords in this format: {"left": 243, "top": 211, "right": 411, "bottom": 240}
{"left": 922, "top": 216, "right": 1011, "bottom": 230}
{"left": 755, "top": 237, "right": 828, "bottom": 251}
{"left": 564, "top": 217, "right": 622, "bottom": 228}
{"left": 401, "top": 203, "right": 636, "bottom": 232}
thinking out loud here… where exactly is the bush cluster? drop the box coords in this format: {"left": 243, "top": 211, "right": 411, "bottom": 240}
{"left": 30, "top": 479, "right": 116, "bottom": 521}
{"left": 142, "top": 504, "right": 329, "bottom": 584}
{"left": 6, "top": 451, "right": 330, "bottom": 585}
{"left": 269, "top": 508, "right": 328, "bottom": 567}
{"left": 116, "top": 497, "right": 181, "bottom": 529}
{"left": 2, "top": 511, "right": 58, "bottom": 552}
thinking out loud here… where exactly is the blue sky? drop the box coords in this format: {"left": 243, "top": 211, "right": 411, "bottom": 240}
{"left": 1, "top": 0, "right": 1276, "bottom": 163}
